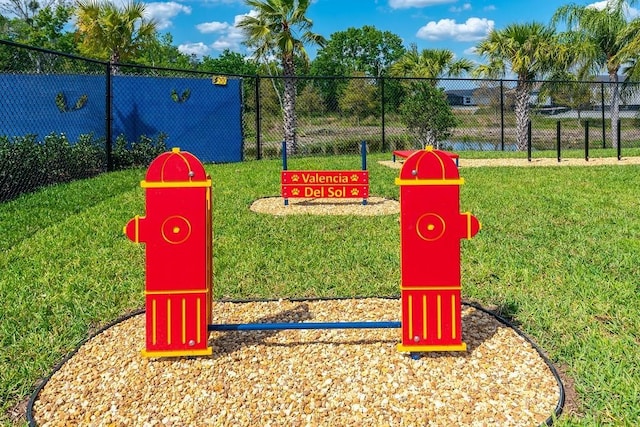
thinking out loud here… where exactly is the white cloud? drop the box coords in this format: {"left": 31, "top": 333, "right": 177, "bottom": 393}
{"left": 449, "top": 3, "right": 471, "bottom": 13}
{"left": 196, "top": 21, "right": 230, "bottom": 33}
{"left": 588, "top": 0, "right": 613, "bottom": 9}
{"left": 210, "top": 39, "right": 236, "bottom": 51}
{"left": 193, "top": 10, "right": 258, "bottom": 53}
{"left": 483, "top": 5, "right": 496, "bottom": 11}
{"left": 463, "top": 46, "right": 477, "bottom": 55}
{"left": 180, "top": 10, "right": 260, "bottom": 57}
{"left": 416, "top": 17, "right": 494, "bottom": 42}
{"left": 178, "top": 42, "right": 210, "bottom": 57}
{"left": 588, "top": 0, "right": 639, "bottom": 17}
{"left": 389, "top": 0, "right": 456, "bottom": 9}
{"left": 144, "top": 2, "right": 191, "bottom": 30}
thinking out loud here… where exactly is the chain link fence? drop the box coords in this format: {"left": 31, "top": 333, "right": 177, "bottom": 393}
{"left": 3, "top": 40, "right": 640, "bottom": 201}
{"left": 0, "top": 40, "right": 247, "bottom": 201}
{"left": 253, "top": 75, "right": 640, "bottom": 160}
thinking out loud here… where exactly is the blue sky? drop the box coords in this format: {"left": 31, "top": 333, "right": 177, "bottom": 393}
{"left": 142, "top": 0, "right": 636, "bottom": 62}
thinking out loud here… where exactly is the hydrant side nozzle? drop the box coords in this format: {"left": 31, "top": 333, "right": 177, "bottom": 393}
{"left": 124, "top": 215, "right": 144, "bottom": 243}
{"left": 462, "top": 212, "right": 481, "bottom": 240}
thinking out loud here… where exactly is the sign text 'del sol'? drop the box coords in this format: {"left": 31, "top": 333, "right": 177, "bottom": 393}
{"left": 281, "top": 171, "right": 369, "bottom": 199}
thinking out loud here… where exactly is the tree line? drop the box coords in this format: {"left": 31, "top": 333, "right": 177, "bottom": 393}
{"left": 2, "top": 0, "right": 640, "bottom": 151}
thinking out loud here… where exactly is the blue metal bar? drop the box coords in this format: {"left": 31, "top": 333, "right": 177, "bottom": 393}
{"left": 282, "top": 140, "right": 288, "bottom": 206}
{"left": 208, "top": 321, "right": 401, "bottom": 331}
{"left": 361, "top": 140, "right": 368, "bottom": 206}
{"left": 282, "top": 140, "right": 287, "bottom": 171}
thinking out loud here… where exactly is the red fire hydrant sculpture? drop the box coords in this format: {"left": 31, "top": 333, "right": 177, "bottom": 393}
{"left": 396, "top": 147, "right": 480, "bottom": 353}
{"left": 124, "top": 148, "right": 213, "bottom": 358}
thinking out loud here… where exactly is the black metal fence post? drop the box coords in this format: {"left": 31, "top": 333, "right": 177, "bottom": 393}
{"left": 255, "top": 76, "right": 261, "bottom": 160}
{"left": 585, "top": 120, "right": 589, "bottom": 161}
{"left": 617, "top": 118, "right": 622, "bottom": 160}
{"left": 381, "top": 77, "right": 386, "bottom": 152}
{"left": 556, "top": 121, "right": 561, "bottom": 162}
{"left": 105, "top": 62, "right": 113, "bottom": 172}
{"left": 527, "top": 120, "right": 532, "bottom": 162}
{"left": 500, "top": 80, "right": 505, "bottom": 151}
{"left": 601, "top": 83, "right": 606, "bottom": 148}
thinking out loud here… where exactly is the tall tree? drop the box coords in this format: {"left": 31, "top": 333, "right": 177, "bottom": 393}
{"left": 237, "top": 0, "right": 325, "bottom": 154}
{"left": 338, "top": 72, "right": 380, "bottom": 126}
{"left": 310, "top": 26, "right": 404, "bottom": 112}
{"left": 138, "top": 33, "right": 198, "bottom": 70}
{"left": 311, "top": 25, "right": 405, "bottom": 77}
{"left": 552, "top": 0, "right": 640, "bottom": 149}
{"left": 74, "top": 0, "right": 157, "bottom": 73}
{"left": 390, "top": 44, "right": 473, "bottom": 82}
{"left": 0, "top": 0, "right": 66, "bottom": 22}
{"left": 199, "top": 49, "right": 258, "bottom": 75}
{"left": 22, "top": 3, "right": 75, "bottom": 52}
{"left": 0, "top": 5, "right": 76, "bottom": 72}
{"left": 474, "top": 22, "right": 568, "bottom": 150}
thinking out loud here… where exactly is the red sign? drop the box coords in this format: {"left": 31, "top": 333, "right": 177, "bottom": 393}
{"left": 281, "top": 171, "right": 369, "bottom": 199}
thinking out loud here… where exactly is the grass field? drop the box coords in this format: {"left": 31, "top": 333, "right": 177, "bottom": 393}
{"left": 1, "top": 151, "right": 639, "bottom": 426}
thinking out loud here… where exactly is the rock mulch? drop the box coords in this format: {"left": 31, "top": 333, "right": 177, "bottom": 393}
{"left": 250, "top": 196, "right": 399, "bottom": 216}
{"left": 31, "top": 299, "right": 561, "bottom": 427}
{"left": 379, "top": 156, "right": 640, "bottom": 169}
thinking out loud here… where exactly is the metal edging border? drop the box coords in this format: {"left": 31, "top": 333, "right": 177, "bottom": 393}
{"left": 26, "top": 298, "right": 564, "bottom": 427}
{"left": 463, "top": 301, "right": 565, "bottom": 426}
{"left": 25, "top": 308, "right": 145, "bottom": 427}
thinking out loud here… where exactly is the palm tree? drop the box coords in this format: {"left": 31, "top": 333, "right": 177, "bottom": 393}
{"left": 74, "top": 0, "right": 157, "bottom": 74}
{"left": 552, "top": 0, "right": 640, "bottom": 149}
{"left": 474, "top": 22, "right": 568, "bottom": 150}
{"left": 237, "top": 0, "right": 325, "bottom": 154}
{"left": 390, "top": 44, "right": 474, "bottom": 82}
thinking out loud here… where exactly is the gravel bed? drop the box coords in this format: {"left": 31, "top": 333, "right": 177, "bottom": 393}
{"left": 31, "top": 299, "right": 561, "bottom": 426}
{"left": 250, "top": 197, "right": 399, "bottom": 216}
{"left": 379, "top": 156, "right": 640, "bottom": 169}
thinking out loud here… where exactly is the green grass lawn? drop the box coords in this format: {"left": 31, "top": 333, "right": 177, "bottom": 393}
{"left": 1, "top": 152, "right": 639, "bottom": 426}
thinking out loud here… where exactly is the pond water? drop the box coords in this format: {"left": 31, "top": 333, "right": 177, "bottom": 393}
{"left": 440, "top": 140, "right": 520, "bottom": 152}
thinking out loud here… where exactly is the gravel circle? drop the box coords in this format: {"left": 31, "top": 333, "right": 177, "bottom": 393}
{"left": 250, "top": 197, "right": 399, "bottom": 216}
{"left": 30, "top": 299, "right": 561, "bottom": 427}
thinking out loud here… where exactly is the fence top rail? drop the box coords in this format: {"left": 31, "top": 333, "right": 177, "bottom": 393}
{"left": 4, "top": 39, "right": 640, "bottom": 86}
{"left": 0, "top": 38, "right": 107, "bottom": 66}
{"left": 0, "top": 39, "right": 255, "bottom": 79}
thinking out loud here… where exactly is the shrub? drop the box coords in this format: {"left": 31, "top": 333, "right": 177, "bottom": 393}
{"left": 0, "top": 133, "right": 167, "bottom": 203}
{"left": 111, "top": 133, "right": 168, "bottom": 170}
{"left": 399, "top": 82, "right": 458, "bottom": 149}
{"left": 73, "top": 134, "right": 106, "bottom": 179}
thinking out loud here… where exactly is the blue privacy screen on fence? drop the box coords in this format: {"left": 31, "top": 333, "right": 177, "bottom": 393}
{"left": 0, "top": 74, "right": 105, "bottom": 141}
{"left": 112, "top": 76, "right": 243, "bottom": 163}
{"left": 0, "top": 74, "right": 243, "bottom": 163}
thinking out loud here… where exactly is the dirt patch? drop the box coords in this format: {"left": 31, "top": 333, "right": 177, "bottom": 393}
{"left": 555, "top": 364, "right": 583, "bottom": 419}
{"left": 7, "top": 397, "right": 28, "bottom": 425}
